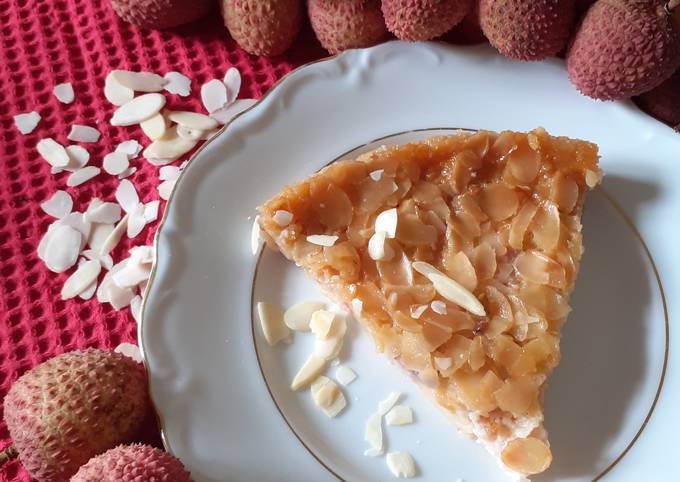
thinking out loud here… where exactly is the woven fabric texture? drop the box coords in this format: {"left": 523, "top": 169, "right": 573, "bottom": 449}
{"left": 0, "top": 1, "right": 324, "bottom": 480}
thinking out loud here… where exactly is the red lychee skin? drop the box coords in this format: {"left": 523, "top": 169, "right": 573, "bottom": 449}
{"left": 70, "top": 444, "right": 192, "bottom": 482}
{"left": 382, "top": 0, "right": 472, "bottom": 41}
{"left": 110, "top": 0, "right": 213, "bottom": 29}
{"left": 308, "top": 0, "right": 387, "bottom": 54}
{"left": 634, "top": 69, "right": 680, "bottom": 129}
{"left": 479, "top": 0, "right": 575, "bottom": 61}
{"left": 566, "top": 0, "right": 680, "bottom": 100}
{"left": 221, "top": 0, "right": 302, "bottom": 56}
{"left": 443, "top": 1, "right": 487, "bottom": 45}
{"left": 3, "top": 349, "right": 148, "bottom": 482}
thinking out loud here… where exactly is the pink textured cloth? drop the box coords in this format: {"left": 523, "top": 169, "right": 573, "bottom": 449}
{"left": 0, "top": 1, "right": 324, "bottom": 480}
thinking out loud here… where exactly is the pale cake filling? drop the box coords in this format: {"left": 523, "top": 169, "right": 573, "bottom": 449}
{"left": 258, "top": 129, "right": 601, "bottom": 477}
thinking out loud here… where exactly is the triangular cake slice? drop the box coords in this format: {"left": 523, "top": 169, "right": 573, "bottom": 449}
{"left": 257, "top": 129, "right": 601, "bottom": 479}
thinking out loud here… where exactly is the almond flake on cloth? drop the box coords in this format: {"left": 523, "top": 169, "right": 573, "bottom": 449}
{"left": 82, "top": 249, "right": 114, "bottom": 270}
{"left": 168, "top": 111, "right": 218, "bottom": 131}
{"left": 129, "top": 295, "right": 143, "bottom": 323}
{"left": 163, "top": 71, "right": 191, "bottom": 97}
{"left": 159, "top": 165, "right": 181, "bottom": 181}
{"left": 61, "top": 212, "right": 91, "bottom": 250}
{"left": 115, "top": 179, "right": 140, "bottom": 213}
{"left": 114, "top": 342, "right": 143, "bottom": 362}
{"left": 99, "top": 214, "right": 128, "bottom": 256}
{"left": 79, "top": 280, "right": 97, "bottom": 300}
{"left": 143, "top": 201, "right": 160, "bottom": 223}
{"left": 85, "top": 198, "right": 122, "bottom": 224}
{"left": 53, "top": 82, "right": 74, "bottom": 104}
{"left": 13, "top": 111, "right": 41, "bottom": 134}
{"left": 67, "top": 124, "right": 101, "bottom": 143}
{"left": 111, "top": 93, "right": 166, "bottom": 126}
{"left": 64, "top": 145, "right": 90, "bottom": 171}
{"left": 143, "top": 126, "right": 197, "bottom": 163}
{"left": 88, "top": 222, "right": 115, "bottom": 253}
{"left": 61, "top": 259, "right": 101, "bottom": 300}
{"left": 67, "top": 166, "right": 101, "bottom": 187}
{"left": 104, "top": 71, "right": 134, "bottom": 106}
{"left": 223, "top": 67, "right": 241, "bottom": 104}
{"left": 112, "top": 70, "right": 167, "bottom": 92}
{"left": 40, "top": 190, "right": 73, "bottom": 219}
{"left": 127, "top": 203, "right": 147, "bottom": 238}
{"left": 103, "top": 151, "right": 130, "bottom": 175}
{"left": 118, "top": 167, "right": 137, "bottom": 179}
{"left": 158, "top": 179, "right": 177, "bottom": 200}
{"left": 37, "top": 138, "right": 70, "bottom": 167}
{"left": 97, "top": 260, "right": 136, "bottom": 309}
{"left": 42, "top": 224, "right": 82, "bottom": 273}
{"left": 140, "top": 113, "right": 167, "bottom": 140}
{"left": 115, "top": 140, "right": 143, "bottom": 158}
{"left": 201, "top": 79, "right": 228, "bottom": 114}
{"left": 210, "top": 98, "right": 256, "bottom": 125}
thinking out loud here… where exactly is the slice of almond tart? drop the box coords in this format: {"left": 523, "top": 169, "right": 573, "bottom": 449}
{"left": 257, "top": 128, "right": 601, "bottom": 479}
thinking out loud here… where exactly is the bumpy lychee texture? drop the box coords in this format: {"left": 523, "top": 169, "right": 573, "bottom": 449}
{"left": 308, "top": 0, "right": 387, "bottom": 54}
{"left": 480, "top": 0, "right": 575, "bottom": 61}
{"left": 567, "top": 0, "right": 680, "bottom": 100}
{"left": 222, "top": 0, "right": 302, "bottom": 56}
{"left": 635, "top": 69, "right": 680, "bottom": 129}
{"left": 3, "top": 349, "right": 148, "bottom": 482}
{"left": 110, "top": 0, "right": 213, "bottom": 29}
{"left": 382, "top": 0, "right": 472, "bottom": 41}
{"left": 70, "top": 444, "right": 192, "bottom": 482}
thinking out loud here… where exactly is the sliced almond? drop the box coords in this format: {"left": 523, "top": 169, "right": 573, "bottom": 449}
{"left": 87, "top": 222, "right": 114, "bottom": 252}
{"left": 431, "top": 300, "right": 447, "bottom": 315}
{"left": 201, "top": 79, "right": 228, "bottom": 113}
{"left": 127, "top": 203, "right": 147, "bottom": 238}
{"left": 115, "top": 179, "right": 139, "bottom": 213}
{"left": 272, "top": 210, "right": 292, "bottom": 227}
{"left": 257, "top": 301, "right": 290, "bottom": 347}
{"left": 224, "top": 67, "right": 241, "bottom": 104}
{"left": 65, "top": 145, "right": 90, "bottom": 171}
{"left": 100, "top": 214, "right": 128, "bottom": 256}
{"left": 44, "top": 225, "right": 81, "bottom": 273}
{"left": 53, "top": 82, "right": 74, "bottom": 104}
{"left": 13, "top": 111, "right": 41, "bottom": 134}
{"left": 306, "top": 234, "right": 338, "bottom": 247}
{"left": 368, "top": 231, "right": 394, "bottom": 261}
{"left": 115, "top": 139, "right": 143, "bottom": 158}
{"left": 410, "top": 304, "right": 428, "bottom": 319}
{"left": 168, "top": 111, "right": 219, "bottom": 131}
{"left": 140, "top": 113, "right": 168, "bottom": 140}
{"left": 67, "top": 166, "right": 101, "bottom": 187}
{"left": 378, "top": 392, "right": 402, "bottom": 416}
{"left": 130, "top": 295, "right": 143, "bottom": 323}
{"left": 113, "top": 70, "right": 166, "bottom": 92}
{"left": 78, "top": 280, "right": 97, "bottom": 300}
{"left": 369, "top": 169, "right": 384, "bottom": 181}
{"left": 412, "top": 261, "right": 486, "bottom": 316}
{"left": 385, "top": 405, "right": 413, "bottom": 426}
{"left": 314, "top": 335, "right": 344, "bottom": 361}
{"left": 364, "top": 413, "right": 384, "bottom": 457}
{"left": 386, "top": 452, "right": 416, "bottom": 478}
{"left": 159, "top": 165, "right": 181, "bottom": 181}
{"left": 40, "top": 190, "right": 73, "bottom": 219}
{"left": 111, "top": 93, "right": 166, "bottom": 126}
{"left": 61, "top": 259, "right": 101, "bottom": 300}
{"left": 144, "top": 200, "right": 159, "bottom": 223}
{"left": 114, "top": 342, "right": 143, "bottom": 362}
{"left": 37, "top": 138, "right": 70, "bottom": 167}
{"left": 311, "top": 376, "right": 346, "bottom": 418}
{"left": 210, "top": 98, "right": 256, "bottom": 125}
{"left": 176, "top": 124, "right": 205, "bottom": 141}
{"left": 501, "top": 437, "right": 552, "bottom": 475}
{"left": 118, "top": 167, "right": 137, "bottom": 179}
{"left": 67, "top": 124, "right": 100, "bottom": 143}
{"left": 375, "top": 208, "right": 398, "bottom": 238}
{"left": 85, "top": 201, "right": 121, "bottom": 224}
{"left": 163, "top": 71, "right": 191, "bottom": 96}
{"left": 61, "top": 213, "right": 91, "bottom": 250}
{"left": 335, "top": 365, "right": 356, "bottom": 386}
{"left": 310, "top": 310, "right": 336, "bottom": 339}
{"left": 158, "top": 179, "right": 176, "bottom": 200}
{"left": 103, "top": 151, "right": 130, "bottom": 175}
{"left": 104, "top": 72, "right": 135, "bottom": 106}
{"left": 283, "top": 300, "right": 324, "bottom": 331}
{"left": 290, "top": 354, "right": 326, "bottom": 390}
{"left": 143, "top": 126, "right": 197, "bottom": 162}
{"left": 112, "top": 257, "right": 151, "bottom": 288}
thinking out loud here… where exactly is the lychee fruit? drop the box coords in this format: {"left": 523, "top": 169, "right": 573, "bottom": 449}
{"left": 221, "top": 0, "right": 302, "bottom": 56}
{"left": 109, "top": 0, "right": 213, "bottom": 29}
{"left": 443, "top": 1, "right": 487, "bottom": 45}
{"left": 567, "top": 0, "right": 680, "bottom": 100}
{"left": 381, "top": 0, "right": 472, "bottom": 41}
{"left": 308, "top": 0, "right": 387, "bottom": 54}
{"left": 634, "top": 69, "right": 680, "bottom": 129}
{"left": 70, "top": 444, "right": 192, "bottom": 482}
{"left": 479, "top": 0, "right": 575, "bottom": 61}
{"left": 2, "top": 349, "right": 148, "bottom": 482}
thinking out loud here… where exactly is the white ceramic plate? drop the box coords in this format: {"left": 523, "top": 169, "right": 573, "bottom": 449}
{"left": 140, "top": 41, "right": 680, "bottom": 482}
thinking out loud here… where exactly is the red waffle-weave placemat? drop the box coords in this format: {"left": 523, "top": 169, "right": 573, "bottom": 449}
{"left": 0, "top": 1, "right": 324, "bottom": 480}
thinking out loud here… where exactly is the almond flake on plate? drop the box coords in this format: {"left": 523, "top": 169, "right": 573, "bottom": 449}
{"left": 13, "top": 111, "right": 41, "bottom": 134}
{"left": 85, "top": 200, "right": 122, "bottom": 224}
{"left": 314, "top": 335, "right": 345, "bottom": 361}
{"left": 140, "top": 113, "right": 168, "bottom": 140}
{"left": 143, "top": 126, "right": 197, "bottom": 162}
{"left": 410, "top": 304, "right": 428, "bottom": 319}
{"left": 364, "top": 413, "right": 384, "bottom": 457}
{"left": 67, "top": 166, "right": 101, "bottom": 187}
{"left": 168, "top": 111, "right": 219, "bottom": 131}
{"left": 257, "top": 301, "right": 290, "bottom": 347}
{"left": 53, "top": 82, "right": 74, "bottom": 104}
{"left": 272, "top": 210, "right": 292, "bottom": 227}
{"left": 65, "top": 145, "right": 90, "bottom": 170}
{"left": 111, "top": 93, "right": 166, "bottom": 126}
{"left": 43, "top": 224, "right": 82, "bottom": 273}
{"left": 37, "top": 138, "right": 70, "bottom": 167}
{"left": 250, "top": 215, "right": 261, "bottom": 255}
{"left": 67, "top": 124, "right": 100, "bottom": 143}
{"left": 385, "top": 405, "right": 413, "bottom": 426}
{"left": 369, "top": 169, "right": 384, "bottom": 181}
{"left": 104, "top": 72, "right": 134, "bottom": 106}
{"left": 113, "top": 70, "right": 166, "bottom": 92}
{"left": 163, "top": 71, "right": 191, "bottom": 96}
{"left": 61, "top": 259, "right": 101, "bottom": 300}
{"left": 158, "top": 179, "right": 176, "bottom": 200}
{"left": 311, "top": 376, "right": 346, "bottom": 418}
{"left": 223, "top": 67, "right": 241, "bottom": 104}
{"left": 386, "top": 452, "right": 416, "bottom": 478}
{"left": 431, "top": 300, "right": 447, "bottom": 315}
{"left": 306, "top": 234, "right": 338, "bottom": 247}
{"left": 375, "top": 208, "right": 398, "bottom": 238}
{"left": 378, "top": 392, "right": 402, "bottom": 416}
{"left": 115, "top": 140, "right": 143, "bottom": 158}
{"left": 201, "top": 79, "right": 228, "bottom": 114}
{"left": 335, "top": 365, "right": 356, "bottom": 386}
{"left": 114, "top": 342, "right": 143, "bottom": 363}
{"left": 284, "top": 300, "right": 325, "bottom": 331}
{"left": 103, "top": 151, "right": 130, "bottom": 175}
{"left": 290, "top": 354, "right": 326, "bottom": 391}
{"left": 115, "top": 179, "right": 140, "bottom": 213}
{"left": 40, "top": 190, "right": 73, "bottom": 219}
{"left": 99, "top": 214, "right": 128, "bottom": 256}
{"left": 210, "top": 98, "right": 256, "bottom": 125}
